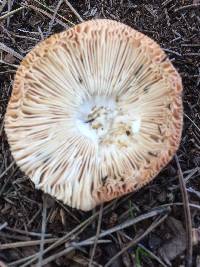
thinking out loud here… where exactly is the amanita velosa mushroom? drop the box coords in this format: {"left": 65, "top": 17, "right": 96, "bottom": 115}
{"left": 5, "top": 19, "right": 183, "bottom": 211}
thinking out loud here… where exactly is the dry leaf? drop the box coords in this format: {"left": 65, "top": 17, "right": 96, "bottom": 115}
{"left": 158, "top": 217, "right": 186, "bottom": 265}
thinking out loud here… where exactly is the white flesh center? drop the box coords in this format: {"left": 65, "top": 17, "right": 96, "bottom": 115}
{"left": 76, "top": 96, "right": 141, "bottom": 144}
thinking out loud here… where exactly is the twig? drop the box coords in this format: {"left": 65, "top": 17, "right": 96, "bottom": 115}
{"left": 8, "top": 32, "right": 39, "bottom": 41}
{"left": 184, "top": 167, "right": 199, "bottom": 184}
{"left": 184, "top": 113, "right": 200, "bottom": 132}
{"left": 187, "top": 187, "right": 200, "bottom": 199}
{"left": 0, "top": 0, "right": 7, "bottom": 13}
{"left": 63, "top": 0, "right": 84, "bottom": 22}
{"left": 175, "top": 155, "right": 193, "bottom": 267}
{"left": 48, "top": 0, "right": 63, "bottom": 34}
{"left": 0, "top": 231, "right": 30, "bottom": 241}
{"left": 181, "top": 44, "right": 200, "bottom": 47}
{"left": 22, "top": 4, "right": 69, "bottom": 29}
{"left": 104, "top": 214, "right": 169, "bottom": 267}
{"left": 154, "top": 202, "right": 200, "bottom": 211}
{"left": 183, "top": 53, "right": 200, "bottom": 57}
{"left": 0, "top": 118, "right": 5, "bottom": 137}
{"left": 8, "top": 254, "right": 38, "bottom": 266}
{"left": 37, "top": 195, "right": 48, "bottom": 267}
{"left": 175, "top": 3, "right": 200, "bottom": 12}
{"left": 170, "top": 167, "right": 199, "bottom": 190}
{"left": 38, "top": 239, "right": 110, "bottom": 266}
{"left": 138, "top": 243, "right": 168, "bottom": 267}
{"left": 0, "top": 161, "right": 15, "bottom": 179}
{"left": 5, "top": 226, "right": 52, "bottom": 238}
{"left": 163, "top": 48, "right": 182, "bottom": 57}
{"left": 56, "top": 200, "right": 80, "bottom": 223}
{"left": 0, "top": 42, "right": 23, "bottom": 60}
{"left": 96, "top": 207, "right": 170, "bottom": 240}
{"left": 20, "top": 206, "right": 169, "bottom": 267}
{"left": 161, "top": 0, "right": 173, "bottom": 7}
{"left": 0, "top": 7, "right": 24, "bottom": 21}
{"left": 42, "top": 207, "right": 169, "bottom": 267}
{"left": 119, "top": 230, "right": 168, "bottom": 267}
{"left": 89, "top": 204, "right": 104, "bottom": 267}
{"left": 19, "top": 202, "right": 114, "bottom": 267}
{"left": 27, "top": 207, "right": 42, "bottom": 226}
{"left": 32, "top": 0, "right": 75, "bottom": 26}
{"left": 0, "top": 165, "right": 18, "bottom": 197}
{"left": 0, "top": 238, "right": 58, "bottom": 250}
{"left": 0, "top": 70, "right": 15, "bottom": 74}
{"left": 0, "top": 222, "right": 8, "bottom": 231}
{"left": 0, "top": 59, "right": 18, "bottom": 68}
{"left": 6, "top": 0, "right": 13, "bottom": 27}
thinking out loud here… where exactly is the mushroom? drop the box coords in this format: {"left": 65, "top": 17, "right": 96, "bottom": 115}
{"left": 5, "top": 19, "right": 183, "bottom": 211}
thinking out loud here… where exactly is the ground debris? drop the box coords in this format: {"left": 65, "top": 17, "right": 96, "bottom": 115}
{"left": 158, "top": 217, "right": 186, "bottom": 265}
{"left": 0, "top": 0, "right": 200, "bottom": 266}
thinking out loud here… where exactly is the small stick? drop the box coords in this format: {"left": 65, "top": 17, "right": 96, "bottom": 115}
{"left": 0, "top": 59, "right": 18, "bottom": 68}
{"left": 153, "top": 202, "right": 200, "bottom": 211}
{"left": 0, "top": 42, "right": 23, "bottom": 60}
{"left": 187, "top": 187, "right": 200, "bottom": 199}
{"left": 6, "top": 0, "right": 13, "bottom": 27}
{"left": 56, "top": 200, "right": 80, "bottom": 223}
{"left": 8, "top": 254, "right": 37, "bottom": 266}
{"left": 163, "top": 48, "right": 182, "bottom": 57}
{"left": 175, "top": 155, "right": 193, "bottom": 267}
{"left": 0, "top": 0, "right": 7, "bottom": 13}
{"left": 138, "top": 243, "right": 168, "bottom": 267}
{"left": 175, "top": 3, "right": 200, "bottom": 12}
{"left": 184, "top": 167, "right": 199, "bottom": 184}
{"left": 37, "top": 195, "right": 48, "bottom": 267}
{"left": 63, "top": 0, "right": 84, "bottom": 22}
{"left": 0, "top": 6, "right": 24, "bottom": 21}
{"left": 22, "top": 4, "right": 69, "bottom": 29}
{"left": 5, "top": 226, "right": 52, "bottom": 237}
{"left": 0, "top": 222, "right": 8, "bottom": 231}
{"left": 183, "top": 53, "right": 200, "bottom": 57}
{"left": 181, "top": 44, "right": 200, "bottom": 47}
{"left": 184, "top": 113, "right": 200, "bottom": 132}
{"left": 104, "top": 214, "right": 169, "bottom": 267}
{"left": 0, "top": 118, "right": 5, "bottom": 137}
{"left": 48, "top": 0, "right": 63, "bottom": 34}
{"left": 161, "top": 0, "right": 173, "bottom": 7}
{"left": 19, "top": 202, "right": 114, "bottom": 267}
{"left": 38, "top": 239, "right": 110, "bottom": 266}
{"left": 0, "top": 238, "right": 58, "bottom": 250}
{"left": 20, "top": 206, "right": 169, "bottom": 267}
{"left": 97, "top": 207, "right": 170, "bottom": 239}
{"left": 89, "top": 204, "right": 104, "bottom": 267}
{"left": 32, "top": 0, "right": 74, "bottom": 26}
{"left": 0, "top": 161, "right": 15, "bottom": 179}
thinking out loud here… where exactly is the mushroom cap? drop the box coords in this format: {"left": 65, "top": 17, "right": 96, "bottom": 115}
{"left": 5, "top": 19, "right": 183, "bottom": 211}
